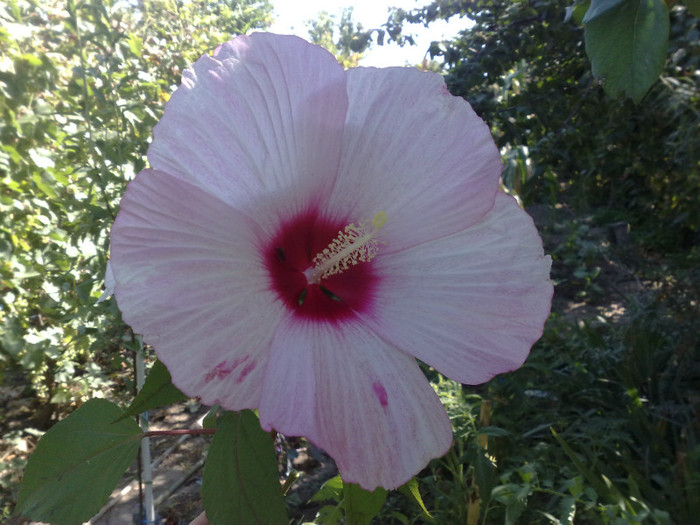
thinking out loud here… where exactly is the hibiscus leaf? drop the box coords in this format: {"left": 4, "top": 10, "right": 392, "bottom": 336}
{"left": 202, "top": 410, "right": 287, "bottom": 524}
{"left": 584, "top": 0, "right": 670, "bottom": 102}
{"left": 15, "top": 399, "right": 142, "bottom": 524}
{"left": 342, "top": 482, "right": 388, "bottom": 525}
{"left": 115, "top": 359, "right": 187, "bottom": 422}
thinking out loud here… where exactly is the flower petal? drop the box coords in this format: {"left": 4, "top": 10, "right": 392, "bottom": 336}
{"left": 96, "top": 262, "right": 115, "bottom": 303}
{"left": 327, "top": 67, "right": 501, "bottom": 250}
{"left": 110, "top": 169, "right": 286, "bottom": 409}
{"left": 259, "top": 316, "right": 453, "bottom": 490}
{"left": 149, "top": 33, "right": 348, "bottom": 214}
{"left": 363, "top": 193, "right": 553, "bottom": 385}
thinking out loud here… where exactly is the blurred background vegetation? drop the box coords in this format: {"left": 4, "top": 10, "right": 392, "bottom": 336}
{"left": 1, "top": 0, "right": 698, "bottom": 523}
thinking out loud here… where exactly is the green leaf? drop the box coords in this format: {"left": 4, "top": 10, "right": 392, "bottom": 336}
{"left": 550, "top": 428, "right": 626, "bottom": 506}
{"left": 116, "top": 359, "right": 187, "bottom": 421}
{"left": 15, "top": 399, "right": 142, "bottom": 525}
{"left": 343, "top": 482, "right": 388, "bottom": 525}
{"left": 314, "top": 504, "right": 344, "bottom": 524}
{"left": 473, "top": 449, "right": 497, "bottom": 510}
{"left": 19, "top": 53, "right": 43, "bottom": 66}
{"left": 126, "top": 33, "right": 143, "bottom": 56}
{"left": 32, "top": 172, "right": 57, "bottom": 199}
{"left": 398, "top": 478, "right": 433, "bottom": 520}
{"left": 582, "top": 0, "right": 627, "bottom": 22}
{"left": 682, "top": 0, "right": 700, "bottom": 17}
{"left": 310, "top": 474, "right": 344, "bottom": 503}
{"left": 572, "top": 0, "right": 591, "bottom": 24}
{"left": 492, "top": 483, "right": 531, "bottom": 525}
{"left": 202, "top": 410, "right": 287, "bottom": 524}
{"left": 202, "top": 404, "right": 220, "bottom": 429}
{"left": 565, "top": 1, "right": 592, "bottom": 25}
{"left": 584, "top": 0, "right": 670, "bottom": 102}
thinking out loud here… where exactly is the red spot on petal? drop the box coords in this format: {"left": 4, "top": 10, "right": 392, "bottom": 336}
{"left": 205, "top": 361, "right": 232, "bottom": 383}
{"left": 372, "top": 381, "right": 388, "bottom": 407}
{"left": 237, "top": 361, "right": 256, "bottom": 383}
{"left": 205, "top": 355, "right": 249, "bottom": 383}
{"left": 264, "top": 210, "right": 379, "bottom": 323}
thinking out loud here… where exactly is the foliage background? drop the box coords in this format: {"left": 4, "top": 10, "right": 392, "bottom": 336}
{"left": 0, "top": 0, "right": 273, "bottom": 517}
{"left": 1, "top": 0, "right": 699, "bottom": 523}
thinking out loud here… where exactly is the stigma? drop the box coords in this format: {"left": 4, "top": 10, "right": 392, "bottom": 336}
{"left": 304, "top": 212, "right": 387, "bottom": 285}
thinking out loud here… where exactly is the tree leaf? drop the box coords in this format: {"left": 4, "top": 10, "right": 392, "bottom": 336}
{"left": 584, "top": 0, "right": 670, "bottom": 102}
{"left": 31, "top": 172, "right": 57, "bottom": 198}
{"left": 15, "top": 399, "right": 142, "bottom": 525}
{"left": 343, "top": 482, "right": 388, "bottom": 525}
{"left": 116, "top": 359, "right": 187, "bottom": 421}
{"left": 202, "top": 410, "right": 287, "bottom": 524}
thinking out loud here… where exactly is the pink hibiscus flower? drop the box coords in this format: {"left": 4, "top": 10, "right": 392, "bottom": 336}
{"left": 109, "top": 32, "right": 552, "bottom": 490}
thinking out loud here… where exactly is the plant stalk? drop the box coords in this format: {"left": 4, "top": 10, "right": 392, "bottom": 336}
{"left": 136, "top": 339, "right": 156, "bottom": 524}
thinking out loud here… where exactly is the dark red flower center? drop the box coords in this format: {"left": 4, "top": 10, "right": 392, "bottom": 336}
{"left": 265, "top": 211, "right": 380, "bottom": 322}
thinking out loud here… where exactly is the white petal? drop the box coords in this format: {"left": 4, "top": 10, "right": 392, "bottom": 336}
{"left": 327, "top": 67, "right": 501, "bottom": 250}
{"left": 259, "top": 316, "right": 453, "bottom": 490}
{"left": 148, "top": 33, "right": 348, "bottom": 215}
{"left": 363, "top": 193, "right": 553, "bottom": 384}
{"left": 110, "top": 170, "right": 285, "bottom": 409}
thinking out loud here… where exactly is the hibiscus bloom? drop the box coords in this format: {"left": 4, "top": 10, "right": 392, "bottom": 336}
{"left": 109, "top": 32, "right": 552, "bottom": 490}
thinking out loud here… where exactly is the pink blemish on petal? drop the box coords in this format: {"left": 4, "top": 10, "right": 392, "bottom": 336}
{"left": 237, "top": 361, "right": 256, "bottom": 383}
{"left": 205, "top": 361, "right": 232, "bottom": 383}
{"left": 230, "top": 355, "right": 249, "bottom": 371}
{"left": 372, "top": 381, "right": 388, "bottom": 407}
{"left": 205, "top": 355, "right": 250, "bottom": 383}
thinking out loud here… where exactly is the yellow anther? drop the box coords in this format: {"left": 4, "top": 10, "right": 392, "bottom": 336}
{"left": 372, "top": 211, "right": 387, "bottom": 229}
{"left": 304, "top": 213, "right": 387, "bottom": 284}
